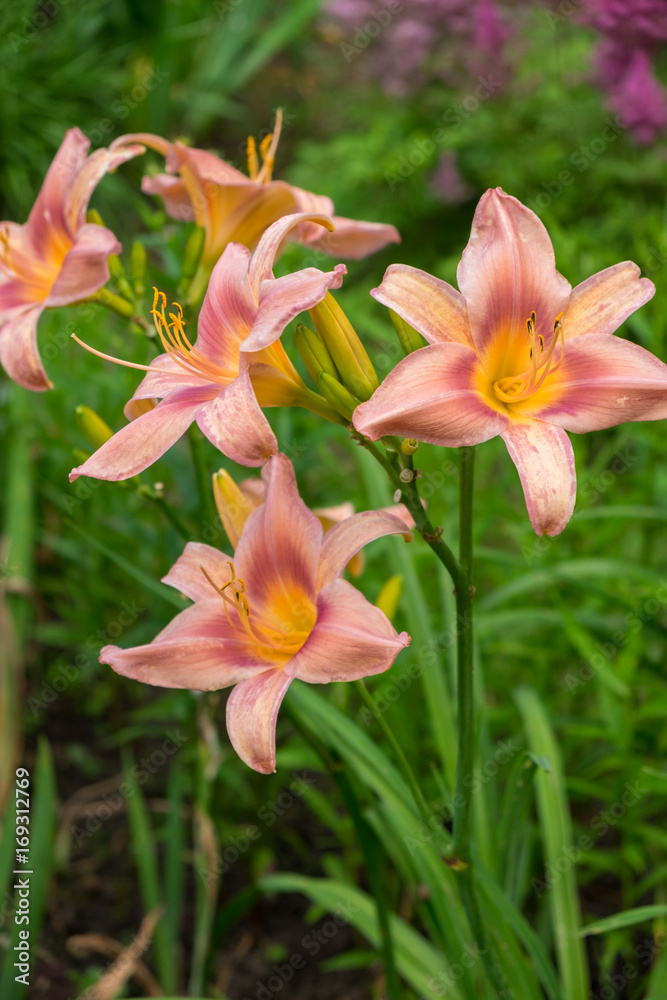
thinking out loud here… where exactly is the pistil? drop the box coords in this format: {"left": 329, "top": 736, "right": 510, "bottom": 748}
{"left": 493, "top": 311, "right": 564, "bottom": 404}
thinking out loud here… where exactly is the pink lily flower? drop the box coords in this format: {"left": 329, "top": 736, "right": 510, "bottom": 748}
{"left": 213, "top": 467, "right": 415, "bottom": 576}
{"left": 111, "top": 110, "right": 399, "bottom": 290}
{"left": 69, "top": 213, "right": 346, "bottom": 482}
{"left": 0, "top": 128, "right": 144, "bottom": 391}
{"left": 100, "top": 454, "right": 411, "bottom": 773}
{"left": 353, "top": 187, "right": 666, "bottom": 536}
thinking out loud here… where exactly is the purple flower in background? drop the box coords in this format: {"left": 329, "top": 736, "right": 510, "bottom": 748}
{"left": 325, "top": 0, "right": 514, "bottom": 97}
{"left": 429, "top": 150, "right": 473, "bottom": 203}
{"left": 583, "top": 0, "right": 667, "bottom": 143}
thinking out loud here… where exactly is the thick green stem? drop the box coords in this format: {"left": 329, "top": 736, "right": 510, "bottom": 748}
{"left": 453, "top": 445, "right": 475, "bottom": 861}
{"left": 452, "top": 447, "right": 513, "bottom": 998}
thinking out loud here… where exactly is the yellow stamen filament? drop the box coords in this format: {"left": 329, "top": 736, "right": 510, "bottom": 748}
{"left": 70, "top": 333, "right": 173, "bottom": 374}
{"left": 150, "top": 288, "right": 233, "bottom": 385}
{"left": 246, "top": 136, "right": 259, "bottom": 181}
{"left": 255, "top": 108, "right": 283, "bottom": 184}
{"left": 493, "top": 311, "right": 564, "bottom": 404}
{"left": 199, "top": 562, "right": 311, "bottom": 654}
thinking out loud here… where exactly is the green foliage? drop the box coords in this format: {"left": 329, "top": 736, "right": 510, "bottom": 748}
{"left": 2, "top": 1, "right": 667, "bottom": 997}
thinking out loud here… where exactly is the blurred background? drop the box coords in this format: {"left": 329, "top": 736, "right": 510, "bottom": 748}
{"left": 2, "top": 1, "right": 667, "bottom": 997}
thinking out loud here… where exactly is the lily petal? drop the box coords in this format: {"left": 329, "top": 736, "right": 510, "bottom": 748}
{"left": 195, "top": 371, "right": 278, "bottom": 467}
{"left": 124, "top": 354, "right": 211, "bottom": 407}
{"left": 162, "top": 541, "right": 235, "bottom": 602}
{"left": 501, "top": 418, "right": 576, "bottom": 536}
{"left": 141, "top": 173, "right": 195, "bottom": 222}
{"left": 26, "top": 128, "right": 90, "bottom": 243}
{"left": 457, "top": 188, "right": 571, "bottom": 359}
{"left": 233, "top": 454, "right": 323, "bottom": 612}
{"left": 371, "top": 263, "right": 471, "bottom": 346}
{"left": 247, "top": 213, "right": 335, "bottom": 295}
{"left": 241, "top": 264, "right": 347, "bottom": 353}
{"left": 46, "top": 224, "right": 121, "bottom": 306}
{"left": 308, "top": 216, "right": 401, "bottom": 259}
{"left": 0, "top": 305, "right": 51, "bottom": 391}
{"left": 318, "top": 510, "right": 412, "bottom": 589}
{"left": 287, "top": 578, "right": 410, "bottom": 683}
{"left": 195, "top": 241, "right": 256, "bottom": 368}
{"left": 529, "top": 334, "right": 667, "bottom": 432}
{"left": 226, "top": 668, "right": 293, "bottom": 773}
{"left": 70, "top": 385, "right": 214, "bottom": 481}
{"left": 353, "top": 343, "right": 509, "bottom": 445}
{"left": 101, "top": 600, "right": 271, "bottom": 689}
{"left": 63, "top": 143, "right": 145, "bottom": 234}
{"left": 564, "top": 262, "right": 655, "bottom": 339}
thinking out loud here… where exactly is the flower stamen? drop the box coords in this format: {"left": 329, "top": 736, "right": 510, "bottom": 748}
{"left": 493, "top": 311, "right": 564, "bottom": 404}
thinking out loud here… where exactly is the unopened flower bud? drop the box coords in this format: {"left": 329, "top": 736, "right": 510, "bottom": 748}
{"left": 179, "top": 226, "right": 206, "bottom": 292}
{"left": 309, "top": 293, "right": 379, "bottom": 401}
{"left": 389, "top": 308, "right": 424, "bottom": 355}
{"left": 130, "top": 242, "right": 147, "bottom": 296}
{"left": 86, "top": 209, "right": 105, "bottom": 227}
{"left": 74, "top": 405, "right": 113, "bottom": 449}
{"left": 317, "top": 372, "right": 359, "bottom": 421}
{"left": 295, "top": 323, "right": 340, "bottom": 386}
{"left": 374, "top": 574, "right": 403, "bottom": 621}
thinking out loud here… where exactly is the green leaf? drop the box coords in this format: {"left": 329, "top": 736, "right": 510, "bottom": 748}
{"left": 259, "top": 873, "right": 466, "bottom": 1000}
{"left": 515, "top": 687, "right": 589, "bottom": 1000}
{"left": 579, "top": 905, "right": 667, "bottom": 936}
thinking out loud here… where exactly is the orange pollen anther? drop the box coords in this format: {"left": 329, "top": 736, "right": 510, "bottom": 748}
{"left": 199, "top": 561, "right": 311, "bottom": 655}
{"left": 493, "top": 311, "right": 564, "bottom": 404}
{"left": 150, "top": 288, "right": 231, "bottom": 385}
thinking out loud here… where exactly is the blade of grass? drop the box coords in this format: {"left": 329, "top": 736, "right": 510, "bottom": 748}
{"left": 515, "top": 687, "right": 589, "bottom": 1000}
{"left": 121, "top": 747, "right": 172, "bottom": 991}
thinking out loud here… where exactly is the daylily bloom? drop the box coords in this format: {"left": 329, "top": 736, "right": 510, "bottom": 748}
{"left": 69, "top": 213, "right": 346, "bottom": 481}
{"left": 111, "top": 110, "right": 399, "bottom": 298}
{"left": 353, "top": 187, "right": 667, "bottom": 536}
{"left": 213, "top": 467, "right": 415, "bottom": 576}
{"left": 0, "top": 128, "right": 144, "bottom": 391}
{"left": 100, "top": 454, "right": 411, "bottom": 773}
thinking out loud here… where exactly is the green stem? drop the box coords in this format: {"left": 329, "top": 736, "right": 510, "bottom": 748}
{"left": 453, "top": 445, "right": 474, "bottom": 861}
{"left": 359, "top": 434, "right": 512, "bottom": 997}
{"left": 138, "top": 485, "right": 193, "bottom": 542}
{"left": 355, "top": 680, "right": 434, "bottom": 831}
{"left": 452, "top": 447, "right": 513, "bottom": 999}
{"left": 188, "top": 425, "right": 217, "bottom": 533}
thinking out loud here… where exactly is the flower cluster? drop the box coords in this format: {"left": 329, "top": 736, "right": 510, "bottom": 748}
{"left": 3, "top": 118, "right": 666, "bottom": 771}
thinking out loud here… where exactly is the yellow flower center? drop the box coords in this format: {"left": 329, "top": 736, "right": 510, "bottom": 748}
{"left": 481, "top": 310, "right": 565, "bottom": 412}
{"left": 200, "top": 561, "right": 315, "bottom": 661}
